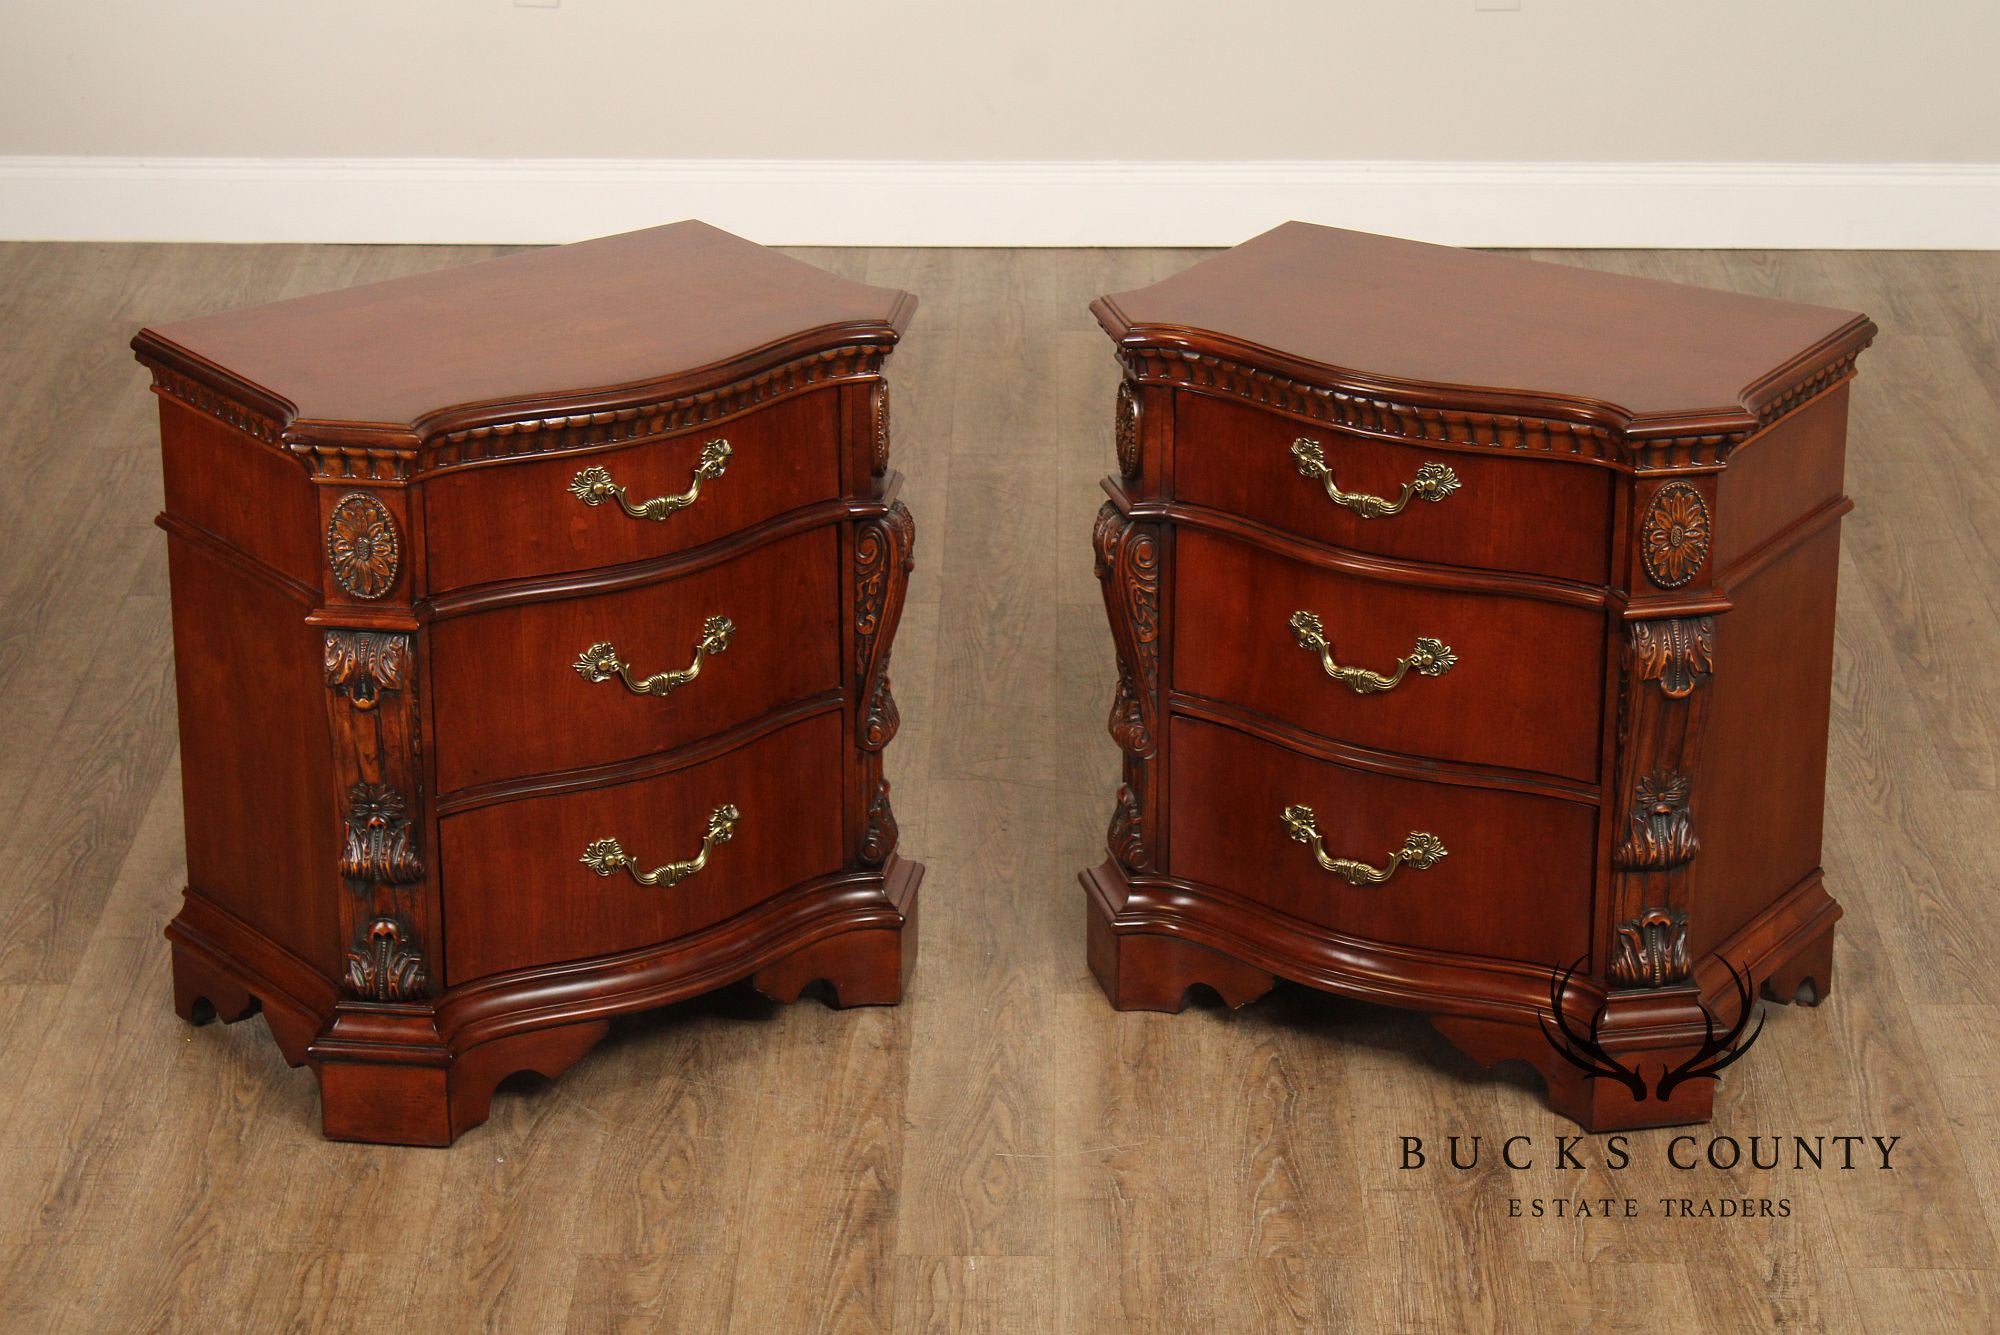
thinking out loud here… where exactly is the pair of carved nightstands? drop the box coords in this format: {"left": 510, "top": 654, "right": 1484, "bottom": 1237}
{"left": 140, "top": 221, "right": 1868, "bottom": 1141}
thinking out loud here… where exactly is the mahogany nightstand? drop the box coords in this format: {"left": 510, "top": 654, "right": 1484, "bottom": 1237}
{"left": 1082, "top": 224, "right": 1872, "bottom": 1130}
{"left": 137, "top": 222, "right": 922, "bottom": 1145}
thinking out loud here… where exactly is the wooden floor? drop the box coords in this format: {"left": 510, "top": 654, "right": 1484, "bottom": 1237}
{"left": 0, "top": 242, "right": 1997, "bottom": 1333}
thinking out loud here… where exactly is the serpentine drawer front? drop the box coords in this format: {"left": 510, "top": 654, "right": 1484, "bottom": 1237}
{"left": 1083, "top": 222, "right": 1873, "bottom": 1133}
{"left": 1170, "top": 526, "right": 1604, "bottom": 783}
{"left": 428, "top": 526, "right": 843, "bottom": 794}
{"left": 1167, "top": 718, "right": 1594, "bottom": 967}
{"left": 439, "top": 712, "right": 844, "bottom": 984}
{"left": 1172, "top": 392, "right": 1614, "bottom": 586}
{"left": 423, "top": 392, "right": 844, "bottom": 592}
{"left": 139, "top": 220, "right": 923, "bottom": 1146}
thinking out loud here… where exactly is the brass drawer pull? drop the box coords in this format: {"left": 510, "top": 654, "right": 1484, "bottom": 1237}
{"left": 580, "top": 804, "right": 739, "bottom": 887}
{"left": 1288, "top": 610, "right": 1456, "bottom": 695}
{"left": 1290, "top": 439, "right": 1460, "bottom": 518}
{"left": 568, "top": 439, "right": 732, "bottom": 521}
{"left": 1280, "top": 805, "right": 1447, "bottom": 886}
{"left": 573, "top": 615, "right": 734, "bottom": 697}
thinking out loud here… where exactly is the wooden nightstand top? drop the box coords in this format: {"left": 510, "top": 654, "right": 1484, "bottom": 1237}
{"left": 1093, "top": 222, "right": 1874, "bottom": 438}
{"left": 133, "top": 220, "right": 916, "bottom": 435}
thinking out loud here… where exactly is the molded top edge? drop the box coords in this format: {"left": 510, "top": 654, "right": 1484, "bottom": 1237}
{"left": 1094, "top": 223, "right": 1874, "bottom": 439}
{"left": 131, "top": 221, "right": 914, "bottom": 443}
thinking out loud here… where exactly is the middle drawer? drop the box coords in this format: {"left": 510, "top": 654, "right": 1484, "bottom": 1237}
{"left": 1173, "top": 527, "right": 1604, "bottom": 783}
{"left": 431, "top": 526, "right": 841, "bottom": 794}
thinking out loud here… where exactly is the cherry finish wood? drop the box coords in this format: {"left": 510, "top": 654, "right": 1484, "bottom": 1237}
{"left": 137, "top": 221, "right": 922, "bottom": 1145}
{"left": 422, "top": 391, "right": 843, "bottom": 592}
{"left": 1168, "top": 717, "right": 1596, "bottom": 965}
{"left": 1172, "top": 394, "right": 1615, "bottom": 585}
{"left": 1084, "top": 225, "right": 1874, "bottom": 1131}
{"left": 440, "top": 711, "right": 845, "bottom": 983}
{"left": 1172, "top": 526, "right": 1605, "bottom": 782}
{"left": 429, "top": 526, "right": 841, "bottom": 793}
{"left": 132, "top": 221, "right": 915, "bottom": 432}
{"left": 1097, "top": 222, "right": 1872, "bottom": 434}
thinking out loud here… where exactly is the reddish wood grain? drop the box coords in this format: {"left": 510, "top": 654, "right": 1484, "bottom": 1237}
{"left": 1172, "top": 393, "right": 1614, "bottom": 585}
{"left": 429, "top": 526, "right": 842, "bottom": 793}
{"left": 1172, "top": 526, "right": 1605, "bottom": 782}
{"left": 422, "top": 391, "right": 842, "bottom": 591}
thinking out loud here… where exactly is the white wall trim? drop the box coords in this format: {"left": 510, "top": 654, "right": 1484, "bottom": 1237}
{"left": 1, "top": 158, "right": 1995, "bottom": 248}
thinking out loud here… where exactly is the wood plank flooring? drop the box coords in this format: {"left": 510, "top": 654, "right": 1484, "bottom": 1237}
{"left": 0, "top": 242, "right": 1996, "bottom": 1332}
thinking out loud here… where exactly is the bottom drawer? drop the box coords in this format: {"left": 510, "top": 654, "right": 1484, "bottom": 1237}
{"left": 1168, "top": 717, "right": 1595, "bottom": 967}
{"left": 440, "top": 711, "right": 845, "bottom": 983}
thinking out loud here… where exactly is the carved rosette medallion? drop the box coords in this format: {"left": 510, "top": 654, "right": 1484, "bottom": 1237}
{"left": 325, "top": 492, "right": 401, "bottom": 599}
{"left": 1639, "top": 482, "right": 1711, "bottom": 589}
{"left": 860, "top": 781, "right": 898, "bottom": 867}
{"left": 871, "top": 381, "right": 892, "bottom": 477}
{"left": 1610, "top": 909, "right": 1691, "bottom": 989}
{"left": 345, "top": 916, "right": 429, "bottom": 1002}
{"left": 1114, "top": 381, "right": 1141, "bottom": 480}
{"left": 339, "top": 783, "right": 424, "bottom": 886}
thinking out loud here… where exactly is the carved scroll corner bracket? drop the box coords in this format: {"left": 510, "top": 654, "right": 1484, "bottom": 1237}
{"left": 860, "top": 780, "right": 898, "bottom": 867}
{"left": 1108, "top": 781, "right": 1146, "bottom": 872}
{"left": 1091, "top": 502, "right": 1161, "bottom": 760}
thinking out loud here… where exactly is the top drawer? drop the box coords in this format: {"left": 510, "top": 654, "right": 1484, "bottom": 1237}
{"left": 1171, "top": 394, "right": 1611, "bottom": 586}
{"left": 424, "top": 390, "right": 842, "bottom": 591}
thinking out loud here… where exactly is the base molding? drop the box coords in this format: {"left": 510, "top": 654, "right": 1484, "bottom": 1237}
{"left": 1082, "top": 859, "right": 1838, "bottom": 1131}
{"left": 167, "top": 858, "right": 922, "bottom": 1146}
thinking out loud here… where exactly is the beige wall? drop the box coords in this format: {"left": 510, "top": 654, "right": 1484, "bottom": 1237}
{"left": 2, "top": 0, "right": 1993, "bottom": 163}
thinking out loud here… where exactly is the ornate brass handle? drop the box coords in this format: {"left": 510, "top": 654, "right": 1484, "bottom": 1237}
{"left": 568, "top": 439, "right": 732, "bottom": 521}
{"left": 1280, "top": 805, "right": 1447, "bottom": 886}
{"left": 1288, "top": 610, "right": 1456, "bottom": 695}
{"left": 573, "top": 615, "right": 734, "bottom": 697}
{"left": 580, "top": 804, "right": 739, "bottom": 887}
{"left": 1290, "top": 439, "right": 1461, "bottom": 518}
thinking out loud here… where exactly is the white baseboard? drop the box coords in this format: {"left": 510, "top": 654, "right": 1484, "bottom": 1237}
{"left": 1, "top": 157, "right": 1995, "bottom": 248}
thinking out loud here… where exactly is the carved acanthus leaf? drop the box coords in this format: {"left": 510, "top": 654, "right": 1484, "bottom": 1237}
{"left": 339, "top": 783, "right": 424, "bottom": 886}
{"left": 345, "top": 916, "right": 429, "bottom": 1002}
{"left": 1609, "top": 909, "right": 1691, "bottom": 989}
{"left": 1629, "top": 617, "right": 1715, "bottom": 699}
{"left": 1613, "top": 770, "right": 1699, "bottom": 871}
{"left": 324, "top": 631, "right": 410, "bottom": 711}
